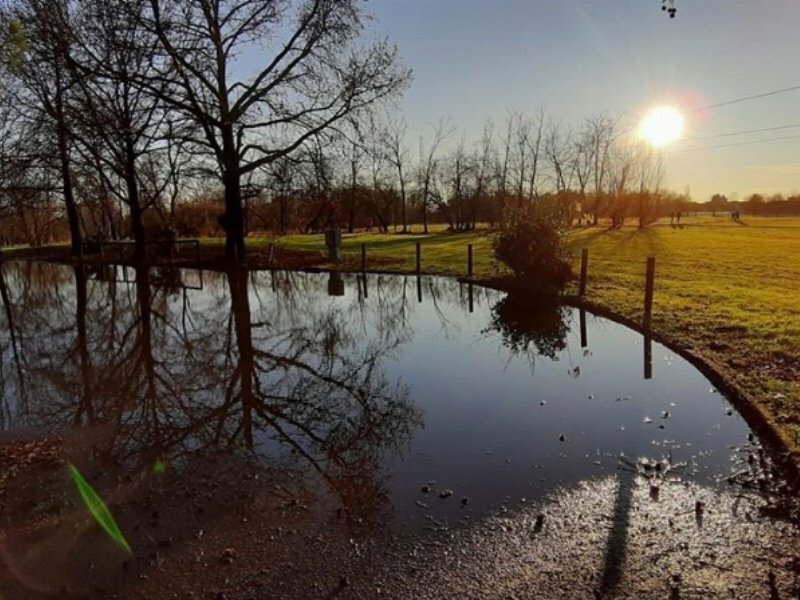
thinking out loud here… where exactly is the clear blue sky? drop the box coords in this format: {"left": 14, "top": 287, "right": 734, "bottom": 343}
{"left": 366, "top": 0, "right": 800, "bottom": 201}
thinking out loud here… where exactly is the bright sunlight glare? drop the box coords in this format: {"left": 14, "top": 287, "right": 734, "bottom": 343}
{"left": 639, "top": 106, "right": 685, "bottom": 147}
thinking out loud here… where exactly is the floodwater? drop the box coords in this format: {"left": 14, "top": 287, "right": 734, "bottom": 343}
{"left": 0, "top": 261, "right": 796, "bottom": 598}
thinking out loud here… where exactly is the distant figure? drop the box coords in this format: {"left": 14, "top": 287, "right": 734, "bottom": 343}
{"left": 676, "top": 210, "right": 681, "bottom": 224}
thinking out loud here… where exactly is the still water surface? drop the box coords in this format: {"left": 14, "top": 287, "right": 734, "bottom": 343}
{"left": 0, "top": 262, "right": 761, "bottom": 531}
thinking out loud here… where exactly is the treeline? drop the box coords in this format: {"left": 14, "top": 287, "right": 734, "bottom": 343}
{"left": 699, "top": 193, "right": 800, "bottom": 217}
{"left": 0, "top": 1, "right": 719, "bottom": 253}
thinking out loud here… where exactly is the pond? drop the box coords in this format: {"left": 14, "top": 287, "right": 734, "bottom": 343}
{"left": 0, "top": 261, "right": 796, "bottom": 597}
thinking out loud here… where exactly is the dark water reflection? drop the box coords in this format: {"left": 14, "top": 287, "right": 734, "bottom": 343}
{"left": 0, "top": 261, "right": 775, "bottom": 532}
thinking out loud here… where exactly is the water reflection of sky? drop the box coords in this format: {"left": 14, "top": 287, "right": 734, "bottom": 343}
{"left": 0, "top": 264, "right": 754, "bottom": 531}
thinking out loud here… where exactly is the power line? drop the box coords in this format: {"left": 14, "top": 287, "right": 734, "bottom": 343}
{"left": 681, "top": 122, "right": 800, "bottom": 142}
{"left": 665, "top": 133, "right": 800, "bottom": 154}
{"left": 687, "top": 84, "right": 800, "bottom": 113}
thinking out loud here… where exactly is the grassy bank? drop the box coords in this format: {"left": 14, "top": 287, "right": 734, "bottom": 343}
{"left": 274, "top": 216, "right": 800, "bottom": 458}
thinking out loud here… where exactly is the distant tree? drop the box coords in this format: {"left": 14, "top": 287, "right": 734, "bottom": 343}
{"left": 417, "top": 119, "right": 451, "bottom": 233}
{"left": 745, "top": 193, "right": 765, "bottom": 216}
{"left": 709, "top": 193, "right": 729, "bottom": 216}
{"left": 383, "top": 118, "right": 411, "bottom": 233}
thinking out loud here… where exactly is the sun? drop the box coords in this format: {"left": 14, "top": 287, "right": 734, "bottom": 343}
{"left": 639, "top": 106, "right": 685, "bottom": 147}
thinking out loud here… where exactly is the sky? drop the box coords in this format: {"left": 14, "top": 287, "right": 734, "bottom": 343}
{"left": 365, "top": 0, "right": 800, "bottom": 202}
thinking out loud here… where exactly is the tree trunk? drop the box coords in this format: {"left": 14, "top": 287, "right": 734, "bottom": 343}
{"left": 125, "top": 145, "right": 146, "bottom": 261}
{"left": 55, "top": 112, "right": 81, "bottom": 256}
{"left": 223, "top": 167, "right": 245, "bottom": 261}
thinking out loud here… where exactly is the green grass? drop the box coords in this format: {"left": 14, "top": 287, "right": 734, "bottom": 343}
{"left": 272, "top": 216, "right": 800, "bottom": 456}
{"left": 274, "top": 226, "right": 498, "bottom": 275}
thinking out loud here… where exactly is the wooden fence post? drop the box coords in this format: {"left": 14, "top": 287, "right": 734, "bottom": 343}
{"left": 643, "top": 256, "right": 656, "bottom": 330}
{"left": 415, "top": 242, "right": 421, "bottom": 274}
{"left": 579, "top": 248, "right": 589, "bottom": 296}
{"left": 467, "top": 244, "right": 473, "bottom": 277}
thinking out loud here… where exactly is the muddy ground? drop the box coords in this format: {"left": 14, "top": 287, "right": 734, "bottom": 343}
{"left": 0, "top": 429, "right": 798, "bottom": 599}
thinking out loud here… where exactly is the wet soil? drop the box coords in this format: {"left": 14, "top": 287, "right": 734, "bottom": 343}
{"left": 1, "top": 431, "right": 798, "bottom": 599}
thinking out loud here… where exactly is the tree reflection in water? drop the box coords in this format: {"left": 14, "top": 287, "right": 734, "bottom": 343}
{"left": 487, "top": 293, "right": 569, "bottom": 362}
{"left": 0, "top": 261, "right": 421, "bottom": 528}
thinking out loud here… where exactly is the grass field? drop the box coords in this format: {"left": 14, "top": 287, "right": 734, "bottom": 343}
{"left": 272, "top": 216, "right": 800, "bottom": 458}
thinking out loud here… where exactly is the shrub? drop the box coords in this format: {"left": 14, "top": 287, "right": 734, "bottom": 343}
{"left": 493, "top": 201, "right": 573, "bottom": 290}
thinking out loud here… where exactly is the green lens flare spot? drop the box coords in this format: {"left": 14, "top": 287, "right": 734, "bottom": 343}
{"left": 68, "top": 463, "right": 132, "bottom": 554}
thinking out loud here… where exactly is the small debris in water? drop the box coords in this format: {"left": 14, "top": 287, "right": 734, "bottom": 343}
{"left": 439, "top": 489, "right": 453, "bottom": 499}
{"left": 650, "top": 485, "right": 660, "bottom": 501}
{"left": 461, "top": 497, "right": 470, "bottom": 506}
{"left": 533, "top": 513, "right": 545, "bottom": 533}
{"left": 559, "top": 434, "right": 566, "bottom": 442}
{"left": 662, "top": 411, "right": 670, "bottom": 419}
{"left": 420, "top": 484, "right": 431, "bottom": 494}
{"left": 644, "top": 417, "right": 653, "bottom": 424}
{"left": 540, "top": 400, "right": 546, "bottom": 406}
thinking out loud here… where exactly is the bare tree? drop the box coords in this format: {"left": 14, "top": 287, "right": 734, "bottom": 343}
{"left": 3, "top": 0, "right": 83, "bottom": 254}
{"left": 139, "top": 0, "right": 411, "bottom": 260}
{"left": 67, "top": 0, "right": 176, "bottom": 260}
{"left": 583, "top": 114, "right": 618, "bottom": 225}
{"left": 383, "top": 117, "right": 411, "bottom": 233}
{"left": 417, "top": 118, "right": 451, "bottom": 234}
{"left": 471, "top": 120, "right": 495, "bottom": 228}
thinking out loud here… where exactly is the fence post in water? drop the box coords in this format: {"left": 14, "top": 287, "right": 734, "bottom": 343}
{"left": 579, "top": 308, "right": 588, "bottom": 348}
{"left": 361, "top": 243, "right": 367, "bottom": 272}
{"left": 644, "top": 334, "right": 653, "bottom": 380}
{"left": 267, "top": 242, "right": 275, "bottom": 266}
{"left": 643, "top": 256, "right": 656, "bottom": 330}
{"left": 579, "top": 248, "right": 589, "bottom": 296}
{"left": 467, "top": 244, "right": 473, "bottom": 277}
{"left": 416, "top": 242, "right": 421, "bottom": 274}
